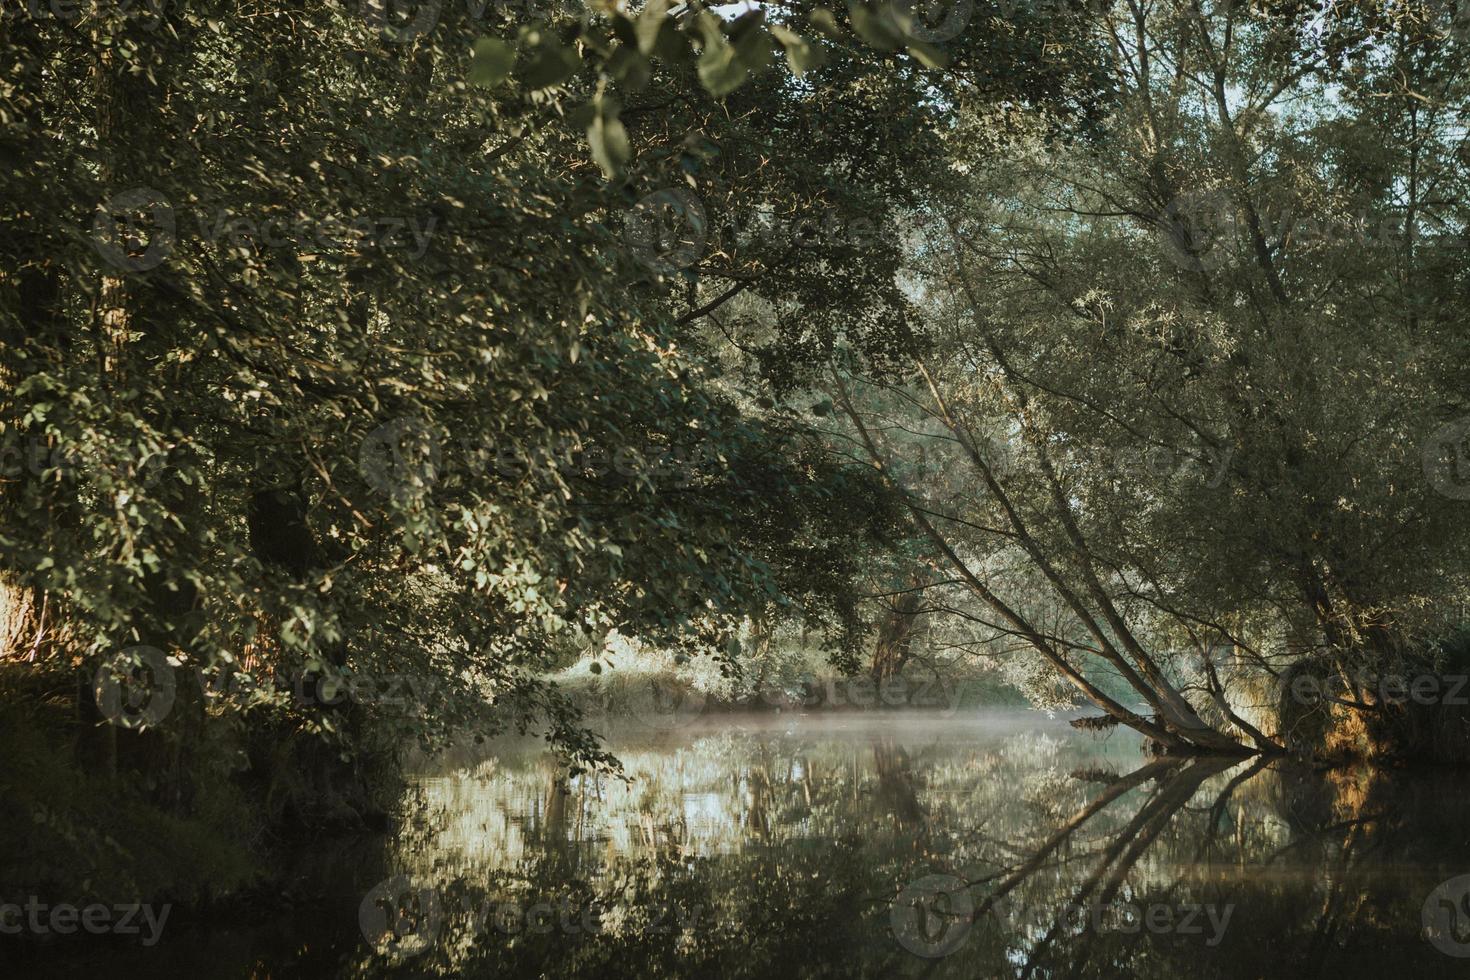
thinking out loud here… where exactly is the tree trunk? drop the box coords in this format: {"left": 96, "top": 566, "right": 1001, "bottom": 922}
{"left": 833, "top": 371, "right": 1249, "bottom": 755}
{"left": 0, "top": 581, "right": 44, "bottom": 661}
{"left": 872, "top": 575, "right": 924, "bottom": 682}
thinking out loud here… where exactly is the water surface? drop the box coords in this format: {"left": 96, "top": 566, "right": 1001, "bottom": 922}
{"left": 28, "top": 710, "right": 1470, "bottom": 977}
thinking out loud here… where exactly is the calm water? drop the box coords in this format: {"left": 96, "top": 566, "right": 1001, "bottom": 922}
{"left": 24, "top": 710, "right": 1470, "bottom": 977}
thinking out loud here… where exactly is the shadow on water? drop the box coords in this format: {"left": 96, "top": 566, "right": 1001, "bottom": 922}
{"left": 18, "top": 710, "right": 1470, "bottom": 977}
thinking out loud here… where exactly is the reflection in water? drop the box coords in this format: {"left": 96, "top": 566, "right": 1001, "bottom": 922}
{"left": 26, "top": 711, "right": 1470, "bottom": 977}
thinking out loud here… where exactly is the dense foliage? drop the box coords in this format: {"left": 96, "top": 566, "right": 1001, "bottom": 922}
{"left": 0, "top": 0, "right": 1107, "bottom": 906}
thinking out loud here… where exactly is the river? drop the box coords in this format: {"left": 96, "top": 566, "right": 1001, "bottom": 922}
{"left": 26, "top": 709, "right": 1470, "bottom": 977}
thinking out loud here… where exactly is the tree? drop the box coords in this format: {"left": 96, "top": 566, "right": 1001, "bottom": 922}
{"left": 827, "top": 0, "right": 1470, "bottom": 754}
{"left": 0, "top": 0, "right": 961, "bottom": 867}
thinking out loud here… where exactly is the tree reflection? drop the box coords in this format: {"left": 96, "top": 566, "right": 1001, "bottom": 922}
{"left": 60, "top": 716, "right": 1470, "bottom": 977}
{"left": 352, "top": 721, "right": 1470, "bottom": 978}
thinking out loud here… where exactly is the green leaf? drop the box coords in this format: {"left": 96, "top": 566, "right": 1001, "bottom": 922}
{"left": 588, "top": 104, "right": 632, "bottom": 179}
{"left": 847, "top": 2, "right": 901, "bottom": 50}
{"left": 696, "top": 16, "right": 749, "bottom": 97}
{"left": 566, "top": 101, "right": 598, "bottom": 129}
{"left": 468, "top": 37, "right": 516, "bottom": 88}
{"left": 520, "top": 32, "right": 580, "bottom": 90}
{"left": 635, "top": 0, "right": 671, "bottom": 55}
{"left": 651, "top": 24, "right": 690, "bottom": 65}
{"left": 609, "top": 11, "right": 637, "bottom": 48}
{"left": 769, "top": 24, "right": 826, "bottom": 77}
{"left": 607, "top": 45, "right": 651, "bottom": 91}
{"left": 809, "top": 7, "right": 844, "bottom": 38}
{"left": 731, "top": 21, "right": 776, "bottom": 75}
{"left": 906, "top": 39, "right": 949, "bottom": 69}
